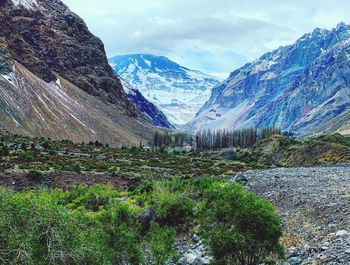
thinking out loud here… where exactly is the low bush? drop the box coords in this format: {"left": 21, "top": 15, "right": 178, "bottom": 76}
{"left": 27, "top": 170, "right": 43, "bottom": 180}
{"left": 152, "top": 179, "right": 195, "bottom": 226}
{"left": 197, "top": 183, "right": 285, "bottom": 265}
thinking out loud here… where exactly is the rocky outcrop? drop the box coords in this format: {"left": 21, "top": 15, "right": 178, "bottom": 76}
{"left": 0, "top": 0, "right": 157, "bottom": 145}
{"left": 189, "top": 23, "right": 350, "bottom": 137}
{"left": 1, "top": 0, "right": 136, "bottom": 111}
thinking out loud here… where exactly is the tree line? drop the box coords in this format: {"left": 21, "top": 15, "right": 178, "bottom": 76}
{"left": 151, "top": 126, "right": 281, "bottom": 151}
{"left": 151, "top": 131, "right": 186, "bottom": 149}
{"left": 195, "top": 126, "right": 281, "bottom": 151}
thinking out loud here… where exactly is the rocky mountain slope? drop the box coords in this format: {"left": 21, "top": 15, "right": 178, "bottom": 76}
{"left": 0, "top": 0, "right": 157, "bottom": 145}
{"left": 109, "top": 54, "right": 221, "bottom": 125}
{"left": 120, "top": 78, "right": 173, "bottom": 128}
{"left": 189, "top": 23, "right": 350, "bottom": 137}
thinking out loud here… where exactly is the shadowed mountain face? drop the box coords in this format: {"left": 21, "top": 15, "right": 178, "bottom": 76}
{"left": 109, "top": 54, "right": 221, "bottom": 126}
{"left": 120, "top": 78, "right": 174, "bottom": 128}
{"left": 0, "top": 0, "right": 157, "bottom": 145}
{"left": 189, "top": 23, "right": 350, "bottom": 137}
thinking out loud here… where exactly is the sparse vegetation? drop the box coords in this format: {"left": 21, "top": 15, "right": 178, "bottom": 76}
{"left": 1, "top": 132, "right": 349, "bottom": 264}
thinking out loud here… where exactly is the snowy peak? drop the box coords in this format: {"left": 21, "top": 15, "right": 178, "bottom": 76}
{"left": 110, "top": 54, "right": 185, "bottom": 73}
{"left": 109, "top": 54, "right": 221, "bottom": 125}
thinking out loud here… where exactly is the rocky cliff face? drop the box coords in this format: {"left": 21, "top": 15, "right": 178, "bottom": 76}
{"left": 190, "top": 23, "right": 350, "bottom": 137}
{"left": 0, "top": 0, "right": 156, "bottom": 145}
{"left": 109, "top": 54, "right": 221, "bottom": 125}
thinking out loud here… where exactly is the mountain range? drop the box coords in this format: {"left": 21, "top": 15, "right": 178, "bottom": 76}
{"left": 1, "top": 0, "right": 350, "bottom": 143}
{"left": 109, "top": 54, "right": 221, "bottom": 125}
{"left": 188, "top": 22, "right": 350, "bottom": 137}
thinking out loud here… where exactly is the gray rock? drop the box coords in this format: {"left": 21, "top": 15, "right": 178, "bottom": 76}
{"left": 287, "top": 247, "right": 300, "bottom": 257}
{"left": 135, "top": 207, "right": 156, "bottom": 230}
{"left": 336, "top": 230, "right": 348, "bottom": 237}
{"left": 227, "top": 172, "right": 248, "bottom": 186}
{"left": 281, "top": 257, "right": 302, "bottom": 265}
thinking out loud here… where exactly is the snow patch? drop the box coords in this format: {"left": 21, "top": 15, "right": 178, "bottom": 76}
{"left": 126, "top": 64, "right": 136, "bottom": 73}
{"left": 1, "top": 73, "right": 15, "bottom": 86}
{"left": 55, "top": 78, "right": 61, "bottom": 87}
{"left": 11, "top": 0, "right": 38, "bottom": 10}
{"left": 260, "top": 72, "right": 276, "bottom": 80}
{"left": 144, "top": 59, "right": 152, "bottom": 68}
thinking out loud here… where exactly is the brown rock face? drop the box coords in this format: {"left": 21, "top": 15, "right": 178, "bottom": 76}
{"left": 0, "top": 0, "right": 157, "bottom": 145}
{"left": 0, "top": 0, "right": 137, "bottom": 115}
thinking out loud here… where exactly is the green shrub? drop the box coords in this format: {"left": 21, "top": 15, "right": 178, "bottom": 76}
{"left": 42, "top": 141, "right": 51, "bottom": 149}
{"left": 86, "top": 201, "right": 144, "bottom": 264}
{"left": 59, "top": 185, "right": 120, "bottom": 211}
{"left": 0, "top": 189, "right": 96, "bottom": 264}
{"left": 197, "top": 183, "right": 285, "bottom": 265}
{"left": 0, "top": 186, "right": 177, "bottom": 265}
{"left": 27, "top": 170, "right": 43, "bottom": 180}
{"left": 25, "top": 155, "right": 35, "bottom": 162}
{"left": 146, "top": 222, "right": 177, "bottom": 265}
{"left": 48, "top": 149, "right": 57, "bottom": 155}
{"left": 190, "top": 177, "right": 216, "bottom": 196}
{"left": 152, "top": 180, "right": 194, "bottom": 226}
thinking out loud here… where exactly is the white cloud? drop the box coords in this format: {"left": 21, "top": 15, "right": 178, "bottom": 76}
{"left": 63, "top": 0, "right": 350, "bottom": 73}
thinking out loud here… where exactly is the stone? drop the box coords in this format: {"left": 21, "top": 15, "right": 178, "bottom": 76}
{"left": 135, "top": 207, "right": 155, "bottom": 231}
{"left": 226, "top": 172, "right": 248, "bottom": 186}
{"left": 288, "top": 247, "right": 300, "bottom": 257}
{"left": 336, "top": 230, "right": 348, "bottom": 237}
{"left": 185, "top": 253, "right": 198, "bottom": 264}
{"left": 281, "top": 257, "right": 302, "bottom": 265}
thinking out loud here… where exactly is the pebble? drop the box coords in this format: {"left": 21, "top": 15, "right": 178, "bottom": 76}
{"left": 336, "top": 230, "right": 348, "bottom": 237}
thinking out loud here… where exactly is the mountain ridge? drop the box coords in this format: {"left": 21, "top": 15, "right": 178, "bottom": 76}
{"left": 189, "top": 22, "right": 350, "bottom": 137}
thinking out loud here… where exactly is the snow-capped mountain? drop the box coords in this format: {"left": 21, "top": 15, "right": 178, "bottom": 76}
{"left": 109, "top": 54, "right": 221, "bottom": 125}
{"left": 189, "top": 22, "right": 350, "bottom": 137}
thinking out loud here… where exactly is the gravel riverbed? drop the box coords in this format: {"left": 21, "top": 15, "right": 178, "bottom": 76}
{"left": 177, "top": 166, "right": 350, "bottom": 265}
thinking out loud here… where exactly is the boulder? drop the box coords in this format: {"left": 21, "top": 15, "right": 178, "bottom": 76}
{"left": 226, "top": 172, "right": 248, "bottom": 186}
{"left": 135, "top": 207, "right": 156, "bottom": 231}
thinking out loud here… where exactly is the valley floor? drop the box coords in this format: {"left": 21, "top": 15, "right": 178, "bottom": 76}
{"left": 248, "top": 166, "right": 349, "bottom": 265}
{"left": 178, "top": 166, "right": 350, "bottom": 265}
{"left": 0, "top": 134, "right": 349, "bottom": 264}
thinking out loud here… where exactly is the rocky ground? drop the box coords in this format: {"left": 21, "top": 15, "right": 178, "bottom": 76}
{"left": 177, "top": 166, "right": 350, "bottom": 265}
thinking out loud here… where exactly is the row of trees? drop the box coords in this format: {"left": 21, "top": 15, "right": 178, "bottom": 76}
{"left": 151, "top": 132, "right": 185, "bottom": 149}
{"left": 196, "top": 126, "right": 281, "bottom": 151}
{"left": 151, "top": 126, "right": 281, "bottom": 151}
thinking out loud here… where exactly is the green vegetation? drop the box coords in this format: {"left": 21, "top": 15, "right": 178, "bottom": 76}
{"left": 307, "top": 132, "right": 350, "bottom": 148}
{"left": 197, "top": 183, "right": 285, "bottom": 265}
{"left": 0, "top": 185, "right": 176, "bottom": 265}
{"left": 1, "top": 132, "right": 348, "bottom": 264}
{"left": 0, "top": 178, "right": 285, "bottom": 265}
{"left": 0, "top": 134, "right": 269, "bottom": 183}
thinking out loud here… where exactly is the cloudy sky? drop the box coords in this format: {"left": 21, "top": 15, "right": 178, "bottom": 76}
{"left": 64, "top": 0, "right": 350, "bottom": 78}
